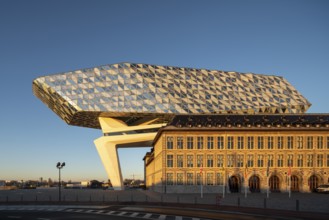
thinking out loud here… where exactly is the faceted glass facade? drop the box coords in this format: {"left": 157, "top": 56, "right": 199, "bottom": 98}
{"left": 33, "top": 63, "right": 311, "bottom": 129}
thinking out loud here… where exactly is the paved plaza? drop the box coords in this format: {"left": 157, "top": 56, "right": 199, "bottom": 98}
{"left": 0, "top": 188, "right": 328, "bottom": 214}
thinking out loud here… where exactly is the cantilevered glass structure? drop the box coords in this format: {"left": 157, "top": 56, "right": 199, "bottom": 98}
{"left": 32, "top": 63, "right": 311, "bottom": 190}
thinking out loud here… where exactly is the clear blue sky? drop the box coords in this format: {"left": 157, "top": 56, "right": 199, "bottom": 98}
{"left": 0, "top": 0, "right": 328, "bottom": 182}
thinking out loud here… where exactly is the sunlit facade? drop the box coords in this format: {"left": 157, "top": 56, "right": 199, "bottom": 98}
{"left": 145, "top": 114, "right": 329, "bottom": 193}
{"left": 33, "top": 62, "right": 312, "bottom": 190}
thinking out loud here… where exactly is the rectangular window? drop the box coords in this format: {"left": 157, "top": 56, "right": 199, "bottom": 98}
{"left": 317, "top": 154, "right": 323, "bottom": 167}
{"left": 257, "top": 137, "right": 264, "bottom": 149}
{"left": 227, "top": 154, "right": 234, "bottom": 167}
{"left": 177, "top": 173, "right": 183, "bottom": 185}
{"left": 307, "top": 155, "right": 313, "bottom": 167}
{"left": 297, "top": 154, "right": 303, "bottom": 167}
{"left": 317, "top": 137, "right": 323, "bottom": 149}
{"left": 297, "top": 136, "right": 303, "bottom": 149}
{"left": 167, "top": 155, "right": 173, "bottom": 167}
{"left": 237, "top": 136, "right": 244, "bottom": 149}
{"left": 227, "top": 136, "right": 234, "bottom": 149}
{"left": 307, "top": 137, "right": 313, "bottom": 149}
{"left": 197, "top": 155, "right": 203, "bottom": 167}
{"left": 196, "top": 173, "right": 202, "bottom": 185}
{"left": 267, "top": 137, "right": 273, "bottom": 149}
{"left": 197, "top": 137, "right": 204, "bottom": 149}
{"left": 247, "top": 154, "right": 254, "bottom": 167}
{"left": 217, "top": 136, "right": 224, "bottom": 149}
{"left": 166, "top": 173, "right": 173, "bottom": 185}
{"left": 247, "top": 137, "right": 254, "bottom": 149}
{"left": 216, "top": 173, "right": 223, "bottom": 185}
{"left": 217, "top": 154, "right": 224, "bottom": 167}
{"left": 206, "top": 173, "right": 214, "bottom": 185}
{"left": 187, "top": 155, "right": 193, "bottom": 167}
{"left": 268, "top": 154, "right": 274, "bottom": 167}
{"left": 207, "top": 137, "right": 214, "bottom": 149}
{"left": 277, "top": 136, "right": 283, "bottom": 149}
{"left": 207, "top": 155, "right": 214, "bottom": 167}
{"left": 287, "top": 136, "right": 294, "bottom": 149}
{"left": 257, "top": 155, "right": 264, "bottom": 167}
{"left": 177, "top": 155, "right": 184, "bottom": 168}
{"left": 287, "top": 154, "right": 293, "bottom": 167}
{"left": 177, "top": 136, "right": 184, "bottom": 149}
{"left": 277, "top": 154, "right": 284, "bottom": 167}
{"left": 237, "top": 155, "right": 244, "bottom": 167}
{"left": 187, "top": 137, "right": 194, "bottom": 149}
{"left": 187, "top": 173, "right": 193, "bottom": 185}
{"left": 166, "top": 137, "right": 173, "bottom": 149}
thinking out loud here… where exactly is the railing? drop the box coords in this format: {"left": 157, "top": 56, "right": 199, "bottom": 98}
{"left": 0, "top": 188, "right": 328, "bottom": 213}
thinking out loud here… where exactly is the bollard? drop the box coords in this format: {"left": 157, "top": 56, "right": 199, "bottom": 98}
{"left": 264, "top": 198, "right": 267, "bottom": 209}
{"left": 237, "top": 197, "right": 240, "bottom": 207}
{"left": 216, "top": 195, "right": 222, "bottom": 208}
{"left": 296, "top": 199, "right": 299, "bottom": 211}
{"left": 116, "top": 194, "right": 119, "bottom": 202}
{"left": 89, "top": 195, "right": 92, "bottom": 202}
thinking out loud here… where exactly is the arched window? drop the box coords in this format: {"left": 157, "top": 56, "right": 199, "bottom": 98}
{"left": 309, "top": 175, "right": 318, "bottom": 192}
{"left": 269, "top": 175, "right": 280, "bottom": 192}
{"left": 229, "top": 176, "right": 240, "bottom": 193}
{"left": 249, "top": 175, "right": 260, "bottom": 192}
{"left": 291, "top": 175, "right": 299, "bottom": 192}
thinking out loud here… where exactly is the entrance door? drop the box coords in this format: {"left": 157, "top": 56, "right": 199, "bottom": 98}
{"left": 249, "top": 175, "right": 260, "bottom": 192}
{"left": 229, "top": 176, "right": 240, "bottom": 193}
{"left": 309, "top": 175, "right": 318, "bottom": 192}
{"left": 269, "top": 175, "right": 280, "bottom": 192}
{"left": 291, "top": 175, "right": 299, "bottom": 192}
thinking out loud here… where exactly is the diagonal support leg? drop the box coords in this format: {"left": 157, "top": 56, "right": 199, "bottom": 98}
{"left": 94, "top": 137, "right": 122, "bottom": 190}
{"left": 94, "top": 117, "right": 165, "bottom": 190}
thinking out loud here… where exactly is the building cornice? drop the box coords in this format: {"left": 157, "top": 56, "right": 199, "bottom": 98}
{"left": 152, "top": 114, "right": 329, "bottom": 145}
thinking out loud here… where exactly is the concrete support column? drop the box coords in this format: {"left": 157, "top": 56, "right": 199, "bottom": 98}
{"left": 94, "top": 117, "right": 165, "bottom": 190}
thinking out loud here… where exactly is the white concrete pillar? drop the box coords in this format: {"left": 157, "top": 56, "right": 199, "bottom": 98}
{"left": 94, "top": 117, "right": 165, "bottom": 190}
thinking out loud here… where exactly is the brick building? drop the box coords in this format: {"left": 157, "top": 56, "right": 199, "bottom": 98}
{"left": 144, "top": 114, "right": 329, "bottom": 193}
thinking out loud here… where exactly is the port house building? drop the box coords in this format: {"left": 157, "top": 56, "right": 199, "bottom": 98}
{"left": 144, "top": 114, "right": 329, "bottom": 193}
{"left": 32, "top": 62, "right": 329, "bottom": 192}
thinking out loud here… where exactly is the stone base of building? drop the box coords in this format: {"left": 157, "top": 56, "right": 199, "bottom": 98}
{"left": 147, "top": 185, "right": 318, "bottom": 194}
{"left": 149, "top": 185, "right": 223, "bottom": 193}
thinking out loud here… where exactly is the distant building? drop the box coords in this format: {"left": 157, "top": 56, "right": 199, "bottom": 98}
{"left": 80, "top": 181, "right": 90, "bottom": 188}
{"left": 144, "top": 114, "right": 329, "bottom": 193}
{"left": 65, "top": 182, "right": 84, "bottom": 189}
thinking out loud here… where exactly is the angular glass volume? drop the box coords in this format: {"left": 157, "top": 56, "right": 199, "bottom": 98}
{"left": 33, "top": 63, "right": 311, "bottom": 129}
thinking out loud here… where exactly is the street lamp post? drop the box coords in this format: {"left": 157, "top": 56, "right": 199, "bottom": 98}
{"left": 200, "top": 167, "right": 203, "bottom": 198}
{"left": 221, "top": 165, "right": 225, "bottom": 198}
{"left": 56, "top": 162, "right": 65, "bottom": 202}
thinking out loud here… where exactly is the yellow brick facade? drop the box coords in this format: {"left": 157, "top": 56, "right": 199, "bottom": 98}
{"left": 145, "top": 128, "right": 329, "bottom": 193}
